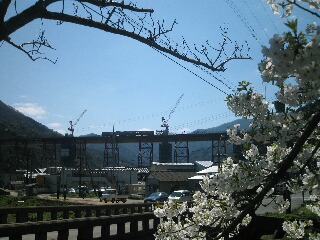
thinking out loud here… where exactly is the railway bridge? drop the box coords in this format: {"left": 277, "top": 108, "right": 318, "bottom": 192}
{"left": 0, "top": 131, "right": 230, "bottom": 172}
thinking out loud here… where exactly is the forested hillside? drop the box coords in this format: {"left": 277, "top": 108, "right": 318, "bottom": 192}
{"left": 0, "top": 100, "right": 61, "bottom": 138}
{"left": 192, "top": 119, "right": 251, "bottom": 134}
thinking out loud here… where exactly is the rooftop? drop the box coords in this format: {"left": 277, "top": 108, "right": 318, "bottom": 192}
{"left": 149, "top": 171, "right": 197, "bottom": 182}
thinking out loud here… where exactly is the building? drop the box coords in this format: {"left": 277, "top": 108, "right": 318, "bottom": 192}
{"left": 2, "top": 166, "right": 148, "bottom": 194}
{"left": 145, "top": 161, "right": 215, "bottom": 195}
{"left": 188, "top": 165, "right": 219, "bottom": 192}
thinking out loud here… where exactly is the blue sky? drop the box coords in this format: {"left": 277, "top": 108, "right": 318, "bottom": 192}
{"left": 0, "top": 0, "right": 314, "bottom": 136}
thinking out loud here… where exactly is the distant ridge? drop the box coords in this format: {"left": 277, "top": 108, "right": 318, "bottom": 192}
{"left": 0, "top": 98, "right": 250, "bottom": 166}
{"left": 192, "top": 118, "right": 251, "bottom": 134}
{"left": 0, "top": 100, "right": 62, "bottom": 138}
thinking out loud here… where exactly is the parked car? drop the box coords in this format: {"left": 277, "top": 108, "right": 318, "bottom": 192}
{"left": 76, "top": 186, "right": 89, "bottom": 194}
{"left": 88, "top": 188, "right": 96, "bottom": 193}
{"left": 144, "top": 192, "right": 168, "bottom": 203}
{"left": 68, "top": 188, "right": 76, "bottom": 194}
{"left": 99, "top": 188, "right": 127, "bottom": 203}
{"left": 168, "top": 190, "right": 192, "bottom": 202}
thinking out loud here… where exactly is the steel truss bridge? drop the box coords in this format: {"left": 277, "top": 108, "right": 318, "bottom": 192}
{"left": 0, "top": 132, "right": 229, "bottom": 171}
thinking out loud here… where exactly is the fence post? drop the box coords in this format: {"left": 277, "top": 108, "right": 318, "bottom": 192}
{"left": 86, "top": 209, "right": 92, "bottom": 217}
{"left": 114, "top": 207, "right": 119, "bottom": 215}
{"left": 16, "top": 212, "right": 28, "bottom": 223}
{"left": 63, "top": 210, "right": 69, "bottom": 219}
{"left": 37, "top": 211, "right": 43, "bottom": 221}
{"left": 117, "top": 220, "right": 126, "bottom": 235}
{"left": 123, "top": 207, "right": 128, "bottom": 214}
{"left": 106, "top": 208, "right": 111, "bottom": 216}
{"left": 130, "top": 218, "right": 139, "bottom": 233}
{"left": 35, "top": 232, "right": 47, "bottom": 240}
{"left": 0, "top": 213, "right": 7, "bottom": 224}
{"left": 75, "top": 210, "right": 82, "bottom": 218}
{"left": 96, "top": 209, "right": 101, "bottom": 217}
{"left": 101, "top": 224, "right": 110, "bottom": 238}
{"left": 57, "top": 229, "right": 69, "bottom": 240}
{"left": 9, "top": 233, "right": 22, "bottom": 240}
{"left": 78, "top": 226, "right": 93, "bottom": 240}
{"left": 142, "top": 218, "right": 149, "bottom": 231}
{"left": 51, "top": 211, "right": 57, "bottom": 220}
{"left": 153, "top": 216, "right": 160, "bottom": 229}
{"left": 131, "top": 206, "right": 136, "bottom": 214}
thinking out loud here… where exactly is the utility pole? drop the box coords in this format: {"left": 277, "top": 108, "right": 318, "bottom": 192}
{"left": 112, "top": 125, "right": 116, "bottom": 189}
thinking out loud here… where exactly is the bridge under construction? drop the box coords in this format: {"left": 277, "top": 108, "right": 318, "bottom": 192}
{"left": 0, "top": 131, "right": 230, "bottom": 172}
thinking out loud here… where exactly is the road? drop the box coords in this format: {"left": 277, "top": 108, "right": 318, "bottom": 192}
{"left": 37, "top": 193, "right": 144, "bottom": 205}
{"left": 256, "top": 192, "right": 310, "bottom": 215}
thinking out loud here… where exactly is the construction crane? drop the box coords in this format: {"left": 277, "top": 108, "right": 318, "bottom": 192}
{"left": 157, "top": 94, "right": 184, "bottom": 135}
{"left": 68, "top": 110, "right": 87, "bottom": 136}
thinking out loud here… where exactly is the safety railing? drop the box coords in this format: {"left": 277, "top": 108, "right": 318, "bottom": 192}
{"left": 0, "top": 203, "right": 153, "bottom": 224}
{"left": 0, "top": 212, "right": 159, "bottom": 240}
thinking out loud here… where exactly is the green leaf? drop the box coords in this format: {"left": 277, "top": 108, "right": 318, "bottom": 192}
{"left": 285, "top": 19, "right": 298, "bottom": 35}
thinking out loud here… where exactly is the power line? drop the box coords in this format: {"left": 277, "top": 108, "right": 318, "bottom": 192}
{"left": 152, "top": 47, "right": 229, "bottom": 94}
{"left": 128, "top": 8, "right": 235, "bottom": 93}
{"left": 76, "top": 98, "right": 231, "bottom": 133}
{"left": 195, "top": 65, "right": 237, "bottom": 92}
{"left": 258, "top": 0, "right": 281, "bottom": 34}
{"left": 170, "top": 112, "right": 234, "bottom": 133}
{"left": 242, "top": 0, "right": 271, "bottom": 42}
{"left": 226, "top": 0, "right": 264, "bottom": 46}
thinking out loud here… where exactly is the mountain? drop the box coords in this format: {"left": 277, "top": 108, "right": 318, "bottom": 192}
{"left": 188, "top": 119, "right": 251, "bottom": 162}
{"left": 0, "top": 100, "right": 62, "bottom": 138}
{"left": 192, "top": 118, "right": 251, "bottom": 134}
{"left": 0, "top": 100, "right": 63, "bottom": 172}
{"left": 0, "top": 99, "right": 248, "bottom": 167}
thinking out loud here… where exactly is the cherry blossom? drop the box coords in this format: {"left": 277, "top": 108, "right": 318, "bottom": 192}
{"left": 154, "top": 1, "right": 320, "bottom": 239}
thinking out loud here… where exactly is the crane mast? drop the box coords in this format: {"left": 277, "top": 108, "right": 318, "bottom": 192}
{"left": 157, "top": 94, "right": 184, "bottom": 135}
{"left": 68, "top": 110, "right": 87, "bottom": 136}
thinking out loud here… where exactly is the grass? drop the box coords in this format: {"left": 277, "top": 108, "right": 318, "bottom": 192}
{"left": 0, "top": 195, "right": 86, "bottom": 223}
{"left": 264, "top": 203, "right": 320, "bottom": 239}
{"left": 0, "top": 194, "right": 140, "bottom": 223}
{"left": 0, "top": 195, "right": 82, "bottom": 208}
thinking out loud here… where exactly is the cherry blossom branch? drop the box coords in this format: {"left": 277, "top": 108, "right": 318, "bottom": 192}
{"left": 298, "top": 141, "right": 320, "bottom": 175}
{"left": 216, "top": 109, "right": 320, "bottom": 239}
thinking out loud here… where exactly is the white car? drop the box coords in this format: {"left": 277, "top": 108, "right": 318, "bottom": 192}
{"left": 99, "top": 188, "right": 127, "bottom": 203}
{"left": 168, "top": 190, "right": 192, "bottom": 202}
{"left": 68, "top": 188, "right": 76, "bottom": 193}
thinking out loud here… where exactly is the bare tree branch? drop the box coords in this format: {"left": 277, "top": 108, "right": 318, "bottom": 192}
{"left": 291, "top": 0, "right": 320, "bottom": 18}
{"left": 0, "top": 0, "right": 11, "bottom": 21}
{"left": 0, "top": 0, "right": 251, "bottom": 74}
{"left": 42, "top": 0, "right": 154, "bottom": 12}
{"left": 6, "top": 38, "right": 57, "bottom": 63}
{"left": 77, "top": 0, "right": 154, "bottom": 13}
{"left": 0, "top": 0, "right": 12, "bottom": 42}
